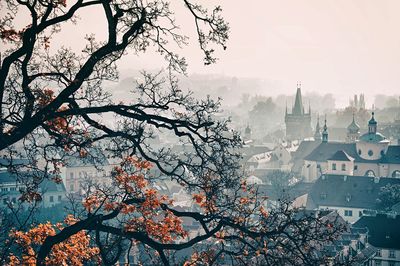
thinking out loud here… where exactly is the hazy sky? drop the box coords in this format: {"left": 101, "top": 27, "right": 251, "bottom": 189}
{"left": 178, "top": 0, "right": 400, "bottom": 105}
{"left": 4, "top": 0, "right": 400, "bottom": 107}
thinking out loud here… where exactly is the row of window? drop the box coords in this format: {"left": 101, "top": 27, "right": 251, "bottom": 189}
{"left": 69, "top": 171, "right": 111, "bottom": 179}
{"left": 327, "top": 164, "right": 400, "bottom": 178}
{"left": 332, "top": 163, "right": 347, "bottom": 171}
{"left": 343, "top": 210, "right": 364, "bottom": 217}
{"left": 358, "top": 149, "right": 385, "bottom": 157}
{"left": 1, "top": 187, "right": 18, "bottom": 192}
{"left": 2, "top": 195, "right": 62, "bottom": 204}
{"left": 376, "top": 249, "right": 396, "bottom": 258}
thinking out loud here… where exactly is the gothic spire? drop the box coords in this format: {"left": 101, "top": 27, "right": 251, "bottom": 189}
{"left": 322, "top": 115, "right": 328, "bottom": 143}
{"left": 314, "top": 114, "right": 322, "bottom": 141}
{"left": 293, "top": 82, "right": 304, "bottom": 115}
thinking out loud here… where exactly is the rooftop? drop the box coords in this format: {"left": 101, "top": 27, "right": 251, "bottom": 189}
{"left": 328, "top": 150, "right": 354, "bottom": 162}
{"left": 308, "top": 174, "right": 400, "bottom": 209}
{"left": 354, "top": 214, "right": 400, "bottom": 250}
{"left": 305, "top": 142, "right": 400, "bottom": 164}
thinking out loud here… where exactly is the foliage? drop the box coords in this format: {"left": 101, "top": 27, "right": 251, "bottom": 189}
{"left": 0, "top": 0, "right": 346, "bottom": 265}
{"left": 377, "top": 184, "right": 400, "bottom": 211}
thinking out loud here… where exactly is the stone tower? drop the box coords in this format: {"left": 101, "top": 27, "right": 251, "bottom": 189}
{"left": 285, "top": 83, "right": 312, "bottom": 140}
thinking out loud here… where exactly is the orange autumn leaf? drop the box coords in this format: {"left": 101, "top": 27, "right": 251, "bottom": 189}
{"left": 8, "top": 215, "right": 99, "bottom": 266}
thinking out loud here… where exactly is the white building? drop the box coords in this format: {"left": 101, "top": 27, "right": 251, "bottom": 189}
{"left": 306, "top": 174, "right": 400, "bottom": 224}
{"left": 302, "top": 113, "right": 400, "bottom": 183}
{"left": 0, "top": 169, "right": 66, "bottom": 209}
{"left": 354, "top": 214, "right": 400, "bottom": 266}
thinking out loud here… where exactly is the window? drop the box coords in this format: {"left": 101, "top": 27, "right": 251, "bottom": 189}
{"left": 317, "top": 164, "right": 321, "bottom": 169}
{"left": 359, "top": 211, "right": 363, "bottom": 217}
{"left": 341, "top": 164, "right": 346, "bottom": 171}
{"left": 389, "top": 262, "right": 395, "bottom": 266}
{"left": 1, "top": 187, "right": 8, "bottom": 192}
{"left": 332, "top": 163, "right": 337, "bottom": 171}
{"left": 376, "top": 249, "right": 381, "bottom": 257}
{"left": 10, "top": 187, "right": 16, "bottom": 191}
{"left": 392, "top": 170, "right": 400, "bottom": 178}
{"left": 365, "top": 170, "right": 376, "bottom": 177}
{"left": 70, "top": 184, "right": 74, "bottom": 191}
{"left": 380, "top": 150, "right": 385, "bottom": 156}
{"left": 389, "top": 250, "right": 395, "bottom": 258}
{"left": 49, "top": 196, "right": 54, "bottom": 202}
{"left": 320, "top": 193, "right": 327, "bottom": 200}
{"left": 354, "top": 165, "right": 358, "bottom": 170}
{"left": 368, "top": 150, "right": 374, "bottom": 156}
{"left": 358, "top": 149, "right": 362, "bottom": 155}
{"left": 70, "top": 172, "right": 74, "bottom": 179}
{"left": 344, "top": 210, "right": 353, "bottom": 216}
{"left": 58, "top": 195, "right": 62, "bottom": 202}
{"left": 374, "top": 260, "right": 381, "bottom": 266}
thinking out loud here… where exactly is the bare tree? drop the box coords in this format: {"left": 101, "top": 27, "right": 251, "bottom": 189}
{"left": 0, "top": 1, "right": 346, "bottom": 265}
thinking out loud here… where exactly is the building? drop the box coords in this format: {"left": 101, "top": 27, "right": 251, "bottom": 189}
{"left": 354, "top": 214, "right": 400, "bottom": 266}
{"left": 314, "top": 115, "right": 322, "bottom": 141}
{"left": 64, "top": 150, "right": 116, "bottom": 194}
{"left": 0, "top": 169, "right": 66, "bottom": 209}
{"left": 306, "top": 174, "right": 400, "bottom": 223}
{"left": 321, "top": 226, "right": 376, "bottom": 265}
{"left": 346, "top": 114, "right": 361, "bottom": 143}
{"left": 302, "top": 113, "right": 400, "bottom": 182}
{"left": 285, "top": 84, "right": 312, "bottom": 140}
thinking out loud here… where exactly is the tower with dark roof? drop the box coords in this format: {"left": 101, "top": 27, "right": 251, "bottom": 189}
{"left": 368, "top": 112, "right": 377, "bottom": 134}
{"left": 244, "top": 124, "right": 251, "bottom": 141}
{"left": 322, "top": 117, "right": 329, "bottom": 143}
{"left": 346, "top": 113, "right": 360, "bottom": 143}
{"left": 314, "top": 115, "right": 322, "bottom": 141}
{"left": 284, "top": 83, "right": 312, "bottom": 140}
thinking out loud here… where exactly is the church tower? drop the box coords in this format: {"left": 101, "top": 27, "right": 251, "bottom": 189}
{"left": 284, "top": 83, "right": 312, "bottom": 140}
{"left": 322, "top": 116, "right": 328, "bottom": 143}
{"left": 368, "top": 112, "right": 377, "bottom": 134}
{"left": 244, "top": 124, "right": 252, "bottom": 141}
{"left": 314, "top": 115, "right": 322, "bottom": 141}
{"left": 346, "top": 113, "right": 360, "bottom": 143}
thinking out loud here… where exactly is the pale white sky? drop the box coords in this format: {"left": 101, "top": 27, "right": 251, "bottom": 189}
{"left": 4, "top": 0, "right": 400, "bottom": 107}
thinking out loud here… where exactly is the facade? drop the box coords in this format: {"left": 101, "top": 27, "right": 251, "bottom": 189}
{"left": 354, "top": 214, "right": 400, "bottom": 266}
{"left": 64, "top": 154, "right": 116, "bottom": 194}
{"left": 0, "top": 169, "right": 66, "bottom": 209}
{"left": 302, "top": 113, "right": 400, "bottom": 183}
{"left": 306, "top": 174, "right": 400, "bottom": 223}
{"left": 285, "top": 84, "right": 312, "bottom": 140}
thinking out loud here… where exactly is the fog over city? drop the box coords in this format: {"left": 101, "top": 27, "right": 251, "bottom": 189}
{"left": 1, "top": 1, "right": 400, "bottom": 265}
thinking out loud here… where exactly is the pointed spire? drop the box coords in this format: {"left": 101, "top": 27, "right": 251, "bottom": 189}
{"left": 322, "top": 115, "right": 328, "bottom": 143}
{"left": 308, "top": 101, "right": 311, "bottom": 114}
{"left": 314, "top": 114, "right": 322, "bottom": 141}
{"left": 293, "top": 82, "right": 304, "bottom": 115}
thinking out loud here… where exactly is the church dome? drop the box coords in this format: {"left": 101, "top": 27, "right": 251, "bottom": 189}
{"left": 359, "top": 132, "right": 388, "bottom": 143}
{"left": 347, "top": 115, "right": 360, "bottom": 133}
